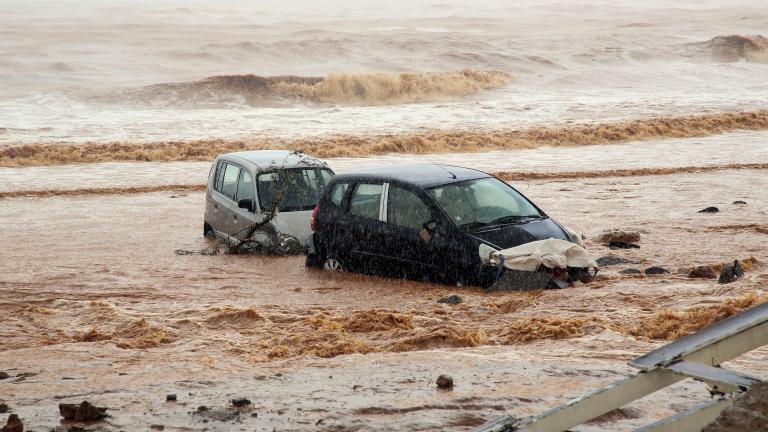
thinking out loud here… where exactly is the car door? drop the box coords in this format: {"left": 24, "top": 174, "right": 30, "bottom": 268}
{"left": 231, "top": 167, "right": 258, "bottom": 241}
{"left": 344, "top": 182, "right": 388, "bottom": 273}
{"left": 382, "top": 184, "right": 440, "bottom": 277}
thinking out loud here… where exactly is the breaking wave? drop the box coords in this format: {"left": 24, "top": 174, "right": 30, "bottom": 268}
{"left": 2, "top": 110, "right": 766, "bottom": 167}
{"left": 99, "top": 70, "right": 513, "bottom": 108}
{"left": 691, "top": 34, "right": 768, "bottom": 63}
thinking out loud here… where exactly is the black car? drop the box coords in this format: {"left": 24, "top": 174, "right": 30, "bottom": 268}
{"left": 306, "top": 165, "right": 578, "bottom": 286}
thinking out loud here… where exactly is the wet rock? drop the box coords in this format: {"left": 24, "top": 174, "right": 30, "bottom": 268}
{"left": 0, "top": 403, "right": 8, "bottom": 414}
{"left": 619, "top": 268, "right": 642, "bottom": 275}
{"left": 703, "top": 381, "right": 768, "bottom": 432}
{"left": 150, "top": 425, "right": 165, "bottom": 431}
{"left": 608, "top": 241, "right": 640, "bottom": 249}
{"left": 698, "top": 206, "right": 719, "bottom": 213}
{"left": 645, "top": 267, "right": 669, "bottom": 275}
{"left": 718, "top": 260, "right": 744, "bottom": 284}
{"left": 688, "top": 265, "right": 719, "bottom": 279}
{"left": 596, "top": 256, "right": 631, "bottom": 266}
{"left": 437, "top": 295, "right": 462, "bottom": 305}
{"left": 196, "top": 405, "right": 209, "bottom": 412}
{"left": 59, "top": 401, "right": 109, "bottom": 421}
{"left": 231, "top": 398, "right": 251, "bottom": 408}
{"left": 594, "top": 229, "right": 641, "bottom": 244}
{"left": 1, "top": 414, "right": 22, "bottom": 432}
{"left": 733, "top": 200, "right": 747, "bottom": 205}
{"left": 0, "top": 372, "right": 9, "bottom": 380}
{"left": 166, "top": 394, "right": 177, "bottom": 402}
{"left": 436, "top": 374, "right": 454, "bottom": 390}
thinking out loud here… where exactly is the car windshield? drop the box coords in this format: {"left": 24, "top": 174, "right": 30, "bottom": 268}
{"left": 257, "top": 167, "right": 333, "bottom": 212}
{"left": 428, "top": 177, "right": 543, "bottom": 230}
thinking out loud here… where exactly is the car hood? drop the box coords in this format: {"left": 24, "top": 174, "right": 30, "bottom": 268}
{"left": 466, "top": 218, "right": 571, "bottom": 250}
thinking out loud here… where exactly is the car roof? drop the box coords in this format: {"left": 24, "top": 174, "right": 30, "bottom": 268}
{"left": 218, "top": 150, "right": 327, "bottom": 171}
{"left": 332, "top": 165, "right": 491, "bottom": 188}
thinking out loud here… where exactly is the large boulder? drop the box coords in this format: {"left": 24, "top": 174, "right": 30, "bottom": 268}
{"left": 702, "top": 381, "right": 768, "bottom": 432}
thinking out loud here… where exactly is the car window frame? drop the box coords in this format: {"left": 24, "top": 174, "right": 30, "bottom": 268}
{"left": 234, "top": 166, "right": 256, "bottom": 208}
{"left": 214, "top": 161, "right": 243, "bottom": 203}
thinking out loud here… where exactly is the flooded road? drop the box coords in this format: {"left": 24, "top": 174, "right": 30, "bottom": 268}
{"left": 1, "top": 130, "right": 767, "bottom": 193}
{"left": 2, "top": 167, "right": 767, "bottom": 431}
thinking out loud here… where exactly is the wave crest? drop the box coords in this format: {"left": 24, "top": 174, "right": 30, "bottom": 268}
{"left": 100, "top": 70, "right": 513, "bottom": 108}
{"left": 693, "top": 34, "right": 768, "bottom": 63}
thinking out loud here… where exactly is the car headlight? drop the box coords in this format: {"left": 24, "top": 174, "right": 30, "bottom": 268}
{"left": 564, "top": 226, "right": 584, "bottom": 247}
{"left": 478, "top": 243, "right": 499, "bottom": 265}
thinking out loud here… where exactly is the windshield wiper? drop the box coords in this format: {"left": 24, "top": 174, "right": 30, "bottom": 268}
{"left": 487, "top": 215, "right": 543, "bottom": 225}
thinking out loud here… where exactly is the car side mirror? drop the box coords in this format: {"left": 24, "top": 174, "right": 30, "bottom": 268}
{"left": 238, "top": 198, "right": 255, "bottom": 212}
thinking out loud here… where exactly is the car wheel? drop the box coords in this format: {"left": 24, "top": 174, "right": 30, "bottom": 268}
{"left": 322, "top": 255, "right": 345, "bottom": 272}
{"left": 203, "top": 221, "right": 214, "bottom": 238}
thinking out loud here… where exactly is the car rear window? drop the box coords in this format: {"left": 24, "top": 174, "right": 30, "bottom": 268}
{"left": 349, "top": 183, "right": 383, "bottom": 220}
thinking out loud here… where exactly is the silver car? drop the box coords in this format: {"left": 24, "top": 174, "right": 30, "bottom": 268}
{"left": 204, "top": 150, "right": 334, "bottom": 249}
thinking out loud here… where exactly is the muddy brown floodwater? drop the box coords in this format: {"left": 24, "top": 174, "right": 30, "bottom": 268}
{"left": 1, "top": 169, "right": 767, "bottom": 431}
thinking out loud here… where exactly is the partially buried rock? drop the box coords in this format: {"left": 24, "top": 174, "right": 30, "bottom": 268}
{"left": 437, "top": 295, "right": 462, "bottom": 305}
{"left": 0, "top": 403, "right": 8, "bottom": 414}
{"left": 0, "top": 372, "right": 9, "bottom": 380}
{"left": 594, "top": 229, "right": 641, "bottom": 244}
{"left": 718, "top": 260, "right": 744, "bottom": 284}
{"left": 166, "top": 394, "right": 177, "bottom": 402}
{"left": 436, "top": 375, "right": 454, "bottom": 390}
{"left": 698, "top": 206, "right": 719, "bottom": 213}
{"left": 59, "top": 401, "right": 109, "bottom": 421}
{"left": 596, "top": 256, "right": 632, "bottom": 266}
{"left": 231, "top": 398, "right": 251, "bottom": 408}
{"left": 688, "top": 265, "right": 719, "bottom": 279}
{"left": 645, "top": 267, "right": 669, "bottom": 275}
{"left": 732, "top": 200, "right": 747, "bottom": 205}
{"left": 609, "top": 241, "right": 640, "bottom": 249}
{"left": 1, "top": 414, "right": 22, "bottom": 432}
{"left": 619, "top": 268, "right": 642, "bottom": 275}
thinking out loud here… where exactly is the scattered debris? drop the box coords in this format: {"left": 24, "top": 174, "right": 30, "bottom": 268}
{"left": 688, "top": 265, "right": 719, "bottom": 279}
{"left": 196, "top": 406, "right": 209, "bottom": 413}
{"left": 732, "top": 200, "right": 747, "bottom": 205}
{"left": 609, "top": 241, "right": 640, "bottom": 249}
{"left": 594, "top": 229, "right": 641, "bottom": 244}
{"left": 698, "top": 206, "right": 720, "bottom": 213}
{"left": 150, "top": 425, "right": 165, "bottom": 431}
{"left": 166, "top": 394, "right": 177, "bottom": 402}
{"left": 175, "top": 246, "right": 220, "bottom": 256}
{"left": 231, "top": 398, "right": 252, "bottom": 408}
{"left": 619, "top": 268, "right": 642, "bottom": 275}
{"left": 596, "top": 256, "right": 633, "bottom": 266}
{"left": 59, "top": 401, "right": 109, "bottom": 421}
{"left": 645, "top": 267, "right": 669, "bottom": 275}
{"left": 0, "top": 403, "right": 8, "bottom": 414}
{"left": 0, "top": 372, "right": 8, "bottom": 380}
{"left": 437, "top": 295, "right": 462, "bottom": 305}
{"left": 436, "top": 374, "right": 454, "bottom": 390}
{"left": 718, "top": 260, "right": 744, "bottom": 284}
{"left": 1, "top": 414, "right": 22, "bottom": 432}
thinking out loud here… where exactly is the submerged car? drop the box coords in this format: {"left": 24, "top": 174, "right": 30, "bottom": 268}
{"left": 204, "top": 150, "right": 334, "bottom": 249}
{"left": 306, "top": 165, "right": 579, "bottom": 286}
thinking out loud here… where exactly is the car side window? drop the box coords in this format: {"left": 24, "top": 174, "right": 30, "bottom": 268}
{"left": 214, "top": 161, "right": 226, "bottom": 192}
{"left": 220, "top": 163, "right": 240, "bottom": 200}
{"left": 349, "top": 183, "right": 383, "bottom": 220}
{"left": 234, "top": 168, "right": 254, "bottom": 203}
{"left": 387, "top": 186, "right": 432, "bottom": 230}
{"left": 330, "top": 182, "right": 349, "bottom": 206}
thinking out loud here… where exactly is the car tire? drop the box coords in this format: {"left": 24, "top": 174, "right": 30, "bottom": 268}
{"left": 322, "top": 254, "right": 345, "bottom": 272}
